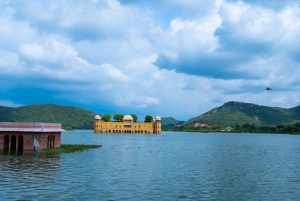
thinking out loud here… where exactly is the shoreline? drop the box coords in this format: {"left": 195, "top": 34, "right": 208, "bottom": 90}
{"left": 162, "top": 130, "right": 300, "bottom": 135}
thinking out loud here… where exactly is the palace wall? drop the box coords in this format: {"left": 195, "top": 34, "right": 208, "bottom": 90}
{"left": 94, "top": 121, "right": 161, "bottom": 134}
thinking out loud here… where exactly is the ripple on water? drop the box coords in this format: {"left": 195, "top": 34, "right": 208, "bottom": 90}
{"left": 1, "top": 131, "right": 300, "bottom": 200}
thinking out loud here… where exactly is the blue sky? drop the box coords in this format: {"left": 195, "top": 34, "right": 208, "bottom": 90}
{"left": 1, "top": 0, "right": 300, "bottom": 121}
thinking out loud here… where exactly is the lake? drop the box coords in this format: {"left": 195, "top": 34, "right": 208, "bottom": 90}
{"left": 1, "top": 131, "right": 300, "bottom": 200}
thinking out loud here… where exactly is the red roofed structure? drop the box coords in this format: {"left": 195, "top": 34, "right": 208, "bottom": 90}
{"left": 0, "top": 122, "right": 64, "bottom": 150}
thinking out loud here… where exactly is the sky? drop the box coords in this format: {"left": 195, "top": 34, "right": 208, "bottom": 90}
{"left": 1, "top": 0, "right": 300, "bottom": 121}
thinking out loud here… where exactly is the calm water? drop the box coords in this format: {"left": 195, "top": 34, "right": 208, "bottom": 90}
{"left": 1, "top": 131, "right": 300, "bottom": 200}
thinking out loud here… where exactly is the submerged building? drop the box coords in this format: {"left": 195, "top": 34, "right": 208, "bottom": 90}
{"left": 94, "top": 115, "right": 161, "bottom": 134}
{"left": 0, "top": 122, "right": 64, "bottom": 150}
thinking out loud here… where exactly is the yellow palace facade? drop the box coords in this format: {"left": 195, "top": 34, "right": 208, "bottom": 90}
{"left": 94, "top": 115, "right": 161, "bottom": 134}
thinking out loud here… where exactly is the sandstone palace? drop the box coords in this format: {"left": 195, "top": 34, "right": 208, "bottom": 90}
{"left": 94, "top": 115, "right": 161, "bottom": 134}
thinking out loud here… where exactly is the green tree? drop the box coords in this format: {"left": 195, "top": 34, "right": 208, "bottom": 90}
{"left": 295, "top": 123, "right": 300, "bottom": 128}
{"left": 243, "top": 123, "right": 250, "bottom": 129}
{"left": 212, "top": 124, "right": 221, "bottom": 130}
{"left": 101, "top": 114, "right": 111, "bottom": 122}
{"left": 285, "top": 125, "right": 294, "bottom": 132}
{"left": 131, "top": 114, "right": 138, "bottom": 122}
{"left": 113, "top": 114, "right": 124, "bottom": 122}
{"left": 144, "top": 115, "right": 153, "bottom": 122}
{"left": 249, "top": 124, "right": 256, "bottom": 130}
{"left": 259, "top": 126, "right": 265, "bottom": 131}
{"left": 276, "top": 124, "right": 284, "bottom": 131}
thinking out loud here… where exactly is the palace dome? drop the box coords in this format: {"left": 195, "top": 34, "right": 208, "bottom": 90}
{"left": 123, "top": 115, "right": 133, "bottom": 121}
{"left": 155, "top": 116, "right": 161, "bottom": 121}
{"left": 94, "top": 115, "right": 101, "bottom": 120}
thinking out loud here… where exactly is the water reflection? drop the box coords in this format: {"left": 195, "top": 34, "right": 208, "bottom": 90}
{"left": 1, "top": 131, "right": 300, "bottom": 200}
{"left": 2, "top": 149, "right": 25, "bottom": 156}
{"left": 0, "top": 150, "right": 60, "bottom": 200}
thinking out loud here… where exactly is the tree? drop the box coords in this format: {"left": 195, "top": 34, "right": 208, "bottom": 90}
{"left": 243, "top": 123, "right": 250, "bottom": 129}
{"left": 295, "top": 123, "right": 300, "bottom": 128}
{"left": 259, "top": 126, "right": 265, "bottom": 131}
{"left": 249, "top": 124, "right": 256, "bottom": 130}
{"left": 276, "top": 124, "right": 284, "bottom": 131}
{"left": 212, "top": 124, "right": 221, "bottom": 130}
{"left": 131, "top": 114, "right": 138, "bottom": 122}
{"left": 101, "top": 114, "right": 111, "bottom": 122}
{"left": 144, "top": 115, "right": 153, "bottom": 122}
{"left": 285, "top": 125, "right": 294, "bottom": 132}
{"left": 113, "top": 114, "right": 124, "bottom": 122}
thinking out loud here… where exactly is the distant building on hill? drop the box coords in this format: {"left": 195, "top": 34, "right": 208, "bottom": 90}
{"left": 0, "top": 122, "right": 64, "bottom": 150}
{"left": 94, "top": 115, "right": 161, "bottom": 134}
{"left": 194, "top": 123, "right": 209, "bottom": 127}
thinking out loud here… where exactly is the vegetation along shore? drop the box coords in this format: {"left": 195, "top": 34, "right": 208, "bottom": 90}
{"left": 37, "top": 144, "right": 102, "bottom": 154}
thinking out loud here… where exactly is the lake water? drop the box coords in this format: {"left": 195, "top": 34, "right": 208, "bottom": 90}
{"left": 1, "top": 131, "right": 300, "bottom": 200}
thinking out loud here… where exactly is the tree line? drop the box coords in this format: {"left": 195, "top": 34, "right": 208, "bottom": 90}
{"left": 99, "top": 114, "right": 154, "bottom": 122}
{"left": 163, "top": 122, "right": 300, "bottom": 133}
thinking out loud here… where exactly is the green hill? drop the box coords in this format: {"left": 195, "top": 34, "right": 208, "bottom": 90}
{"left": 184, "top": 101, "right": 300, "bottom": 127}
{"left": 3, "top": 101, "right": 299, "bottom": 130}
{"left": 161, "top": 117, "right": 185, "bottom": 127}
{"left": 0, "top": 103, "right": 185, "bottom": 130}
{"left": 0, "top": 104, "right": 96, "bottom": 129}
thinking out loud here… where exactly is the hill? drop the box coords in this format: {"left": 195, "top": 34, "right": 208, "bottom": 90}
{"left": 184, "top": 101, "right": 300, "bottom": 127}
{"left": 0, "top": 104, "right": 183, "bottom": 130}
{"left": 0, "top": 104, "right": 96, "bottom": 129}
{"left": 4, "top": 101, "right": 298, "bottom": 130}
{"left": 161, "top": 117, "right": 185, "bottom": 127}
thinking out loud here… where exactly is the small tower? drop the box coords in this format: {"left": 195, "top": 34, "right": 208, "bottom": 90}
{"left": 154, "top": 116, "right": 161, "bottom": 134}
{"left": 122, "top": 115, "right": 133, "bottom": 123}
{"left": 94, "top": 115, "right": 101, "bottom": 133}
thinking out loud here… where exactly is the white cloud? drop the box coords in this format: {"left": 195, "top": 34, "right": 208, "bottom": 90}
{"left": 19, "top": 39, "right": 130, "bottom": 82}
{"left": 115, "top": 93, "right": 160, "bottom": 108}
{"left": 12, "top": 0, "right": 147, "bottom": 42}
{"left": 0, "top": 50, "right": 19, "bottom": 69}
{"left": 141, "top": 96, "right": 160, "bottom": 105}
{"left": 19, "top": 40, "right": 79, "bottom": 64}
{"left": 1, "top": 0, "right": 300, "bottom": 121}
{"left": 133, "top": 104, "right": 147, "bottom": 108}
{"left": 168, "top": 15, "right": 221, "bottom": 53}
{"left": 219, "top": 2, "right": 300, "bottom": 49}
{"left": 272, "top": 95, "right": 287, "bottom": 104}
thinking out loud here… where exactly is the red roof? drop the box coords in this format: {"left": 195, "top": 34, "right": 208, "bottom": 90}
{"left": 0, "top": 122, "right": 64, "bottom": 132}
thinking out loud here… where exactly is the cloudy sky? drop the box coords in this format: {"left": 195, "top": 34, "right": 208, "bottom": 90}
{"left": 1, "top": 0, "right": 300, "bottom": 121}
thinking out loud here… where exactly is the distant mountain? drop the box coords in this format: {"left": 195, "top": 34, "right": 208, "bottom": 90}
{"left": 184, "top": 101, "right": 300, "bottom": 127}
{"left": 0, "top": 104, "right": 96, "bottom": 129}
{"left": 4, "top": 101, "right": 298, "bottom": 130}
{"left": 161, "top": 117, "right": 185, "bottom": 127}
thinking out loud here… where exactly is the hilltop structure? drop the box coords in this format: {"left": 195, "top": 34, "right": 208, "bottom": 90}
{"left": 94, "top": 115, "right": 161, "bottom": 134}
{"left": 0, "top": 122, "right": 64, "bottom": 150}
